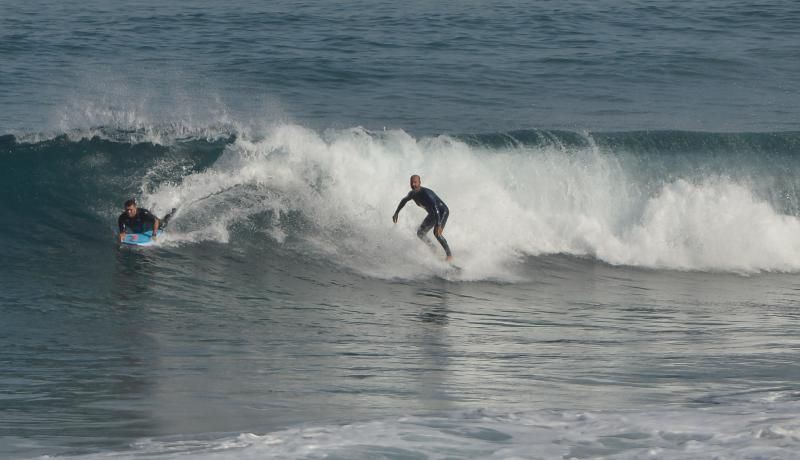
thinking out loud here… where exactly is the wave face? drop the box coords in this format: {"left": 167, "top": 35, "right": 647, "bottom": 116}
{"left": 4, "top": 127, "right": 800, "bottom": 277}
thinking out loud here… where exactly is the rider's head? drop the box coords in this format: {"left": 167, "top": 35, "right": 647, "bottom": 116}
{"left": 409, "top": 174, "right": 421, "bottom": 191}
{"left": 124, "top": 199, "right": 138, "bottom": 217}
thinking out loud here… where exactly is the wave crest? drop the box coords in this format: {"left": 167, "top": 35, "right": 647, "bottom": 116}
{"left": 5, "top": 124, "right": 800, "bottom": 276}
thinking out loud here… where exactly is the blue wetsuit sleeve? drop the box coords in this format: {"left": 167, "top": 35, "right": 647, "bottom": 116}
{"left": 394, "top": 192, "right": 413, "bottom": 215}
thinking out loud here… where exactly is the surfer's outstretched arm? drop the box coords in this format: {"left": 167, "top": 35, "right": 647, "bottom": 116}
{"left": 162, "top": 208, "right": 177, "bottom": 228}
{"left": 392, "top": 193, "right": 413, "bottom": 223}
{"left": 151, "top": 218, "right": 160, "bottom": 240}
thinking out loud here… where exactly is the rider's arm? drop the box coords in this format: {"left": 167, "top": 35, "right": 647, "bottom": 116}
{"left": 393, "top": 192, "right": 413, "bottom": 219}
{"left": 118, "top": 215, "right": 126, "bottom": 242}
{"left": 141, "top": 210, "right": 159, "bottom": 238}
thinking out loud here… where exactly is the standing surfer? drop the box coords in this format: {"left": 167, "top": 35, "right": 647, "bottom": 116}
{"left": 392, "top": 175, "right": 452, "bottom": 261}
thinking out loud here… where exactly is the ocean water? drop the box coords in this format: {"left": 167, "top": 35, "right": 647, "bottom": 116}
{"left": 3, "top": 1, "right": 800, "bottom": 458}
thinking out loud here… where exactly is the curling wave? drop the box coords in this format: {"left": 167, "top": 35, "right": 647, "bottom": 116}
{"left": 4, "top": 126, "right": 800, "bottom": 277}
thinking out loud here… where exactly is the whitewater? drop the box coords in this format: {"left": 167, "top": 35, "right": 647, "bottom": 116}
{"left": 11, "top": 125, "right": 800, "bottom": 276}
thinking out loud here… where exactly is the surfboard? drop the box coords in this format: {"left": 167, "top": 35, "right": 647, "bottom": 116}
{"left": 122, "top": 229, "right": 163, "bottom": 247}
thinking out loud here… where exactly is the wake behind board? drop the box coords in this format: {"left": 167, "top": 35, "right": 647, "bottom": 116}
{"left": 122, "top": 229, "right": 163, "bottom": 247}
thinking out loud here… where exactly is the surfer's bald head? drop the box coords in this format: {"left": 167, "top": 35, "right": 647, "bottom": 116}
{"left": 410, "top": 175, "right": 421, "bottom": 191}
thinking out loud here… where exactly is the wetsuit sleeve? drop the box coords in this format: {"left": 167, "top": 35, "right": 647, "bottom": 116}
{"left": 394, "top": 191, "right": 413, "bottom": 215}
{"left": 139, "top": 209, "right": 158, "bottom": 224}
{"left": 118, "top": 214, "right": 126, "bottom": 233}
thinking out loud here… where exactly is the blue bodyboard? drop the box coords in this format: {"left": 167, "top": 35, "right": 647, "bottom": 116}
{"left": 122, "top": 229, "right": 163, "bottom": 246}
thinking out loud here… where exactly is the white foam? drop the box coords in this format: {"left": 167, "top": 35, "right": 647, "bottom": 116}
{"left": 37, "top": 398, "right": 800, "bottom": 459}
{"left": 143, "top": 124, "right": 800, "bottom": 278}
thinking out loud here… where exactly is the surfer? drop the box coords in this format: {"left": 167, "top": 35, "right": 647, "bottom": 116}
{"left": 118, "top": 199, "right": 175, "bottom": 243}
{"left": 392, "top": 174, "right": 452, "bottom": 261}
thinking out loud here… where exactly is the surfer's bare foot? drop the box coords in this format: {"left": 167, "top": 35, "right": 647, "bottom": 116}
{"left": 446, "top": 256, "right": 453, "bottom": 262}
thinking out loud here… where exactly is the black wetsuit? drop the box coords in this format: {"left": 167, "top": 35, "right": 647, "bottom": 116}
{"left": 395, "top": 187, "right": 452, "bottom": 257}
{"left": 118, "top": 208, "right": 159, "bottom": 234}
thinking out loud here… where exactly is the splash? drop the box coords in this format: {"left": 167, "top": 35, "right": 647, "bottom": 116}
{"left": 139, "top": 125, "right": 800, "bottom": 277}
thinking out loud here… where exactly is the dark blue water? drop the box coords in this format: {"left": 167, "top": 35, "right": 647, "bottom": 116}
{"left": 4, "top": 1, "right": 800, "bottom": 458}
{"left": 3, "top": 0, "right": 800, "bottom": 135}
